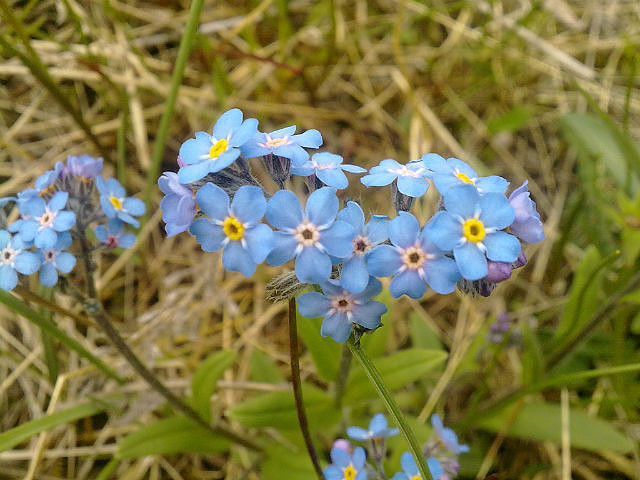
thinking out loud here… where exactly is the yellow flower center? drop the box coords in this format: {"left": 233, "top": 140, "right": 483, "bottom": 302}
{"left": 265, "top": 137, "right": 289, "bottom": 148}
{"left": 343, "top": 464, "right": 357, "bottom": 480}
{"left": 209, "top": 139, "right": 229, "bottom": 158}
{"left": 110, "top": 195, "right": 123, "bottom": 210}
{"left": 410, "top": 476, "right": 422, "bottom": 480}
{"left": 463, "top": 218, "right": 485, "bottom": 243}
{"left": 223, "top": 216, "right": 244, "bottom": 240}
{"left": 456, "top": 171, "right": 475, "bottom": 184}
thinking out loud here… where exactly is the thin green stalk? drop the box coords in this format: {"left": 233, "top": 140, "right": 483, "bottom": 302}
{"left": 288, "top": 299, "right": 323, "bottom": 479}
{"left": 38, "top": 286, "right": 59, "bottom": 384}
{"left": 334, "top": 342, "right": 352, "bottom": 408}
{"left": 95, "top": 457, "right": 119, "bottom": 480}
{"left": 347, "top": 336, "right": 433, "bottom": 480}
{"left": 143, "top": 0, "right": 206, "bottom": 209}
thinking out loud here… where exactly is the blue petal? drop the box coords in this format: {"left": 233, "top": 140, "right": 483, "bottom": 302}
{"left": 52, "top": 211, "right": 76, "bottom": 231}
{"left": 317, "top": 168, "right": 348, "bottom": 189}
{"left": 321, "top": 221, "right": 355, "bottom": 258}
{"left": 213, "top": 108, "right": 243, "bottom": 140}
{"left": 330, "top": 447, "right": 351, "bottom": 467}
{"left": 48, "top": 191, "right": 68, "bottom": 211}
{"left": 401, "top": 452, "right": 419, "bottom": 476}
{"left": 179, "top": 134, "right": 211, "bottom": 165}
{"left": 291, "top": 129, "right": 322, "bottom": 148}
{"left": 390, "top": 474, "right": 409, "bottom": 480}
{"left": 389, "top": 270, "right": 426, "bottom": 299}
{"left": 100, "top": 196, "right": 116, "bottom": 218}
{"left": 35, "top": 228, "right": 57, "bottom": 249}
{"left": 479, "top": 193, "right": 515, "bottom": 230}
{"left": 0, "top": 231, "right": 8, "bottom": 248}
{"left": 428, "top": 458, "right": 443, "bottom": 479}
{"left": 269, "top": 125, "right": 297, "bottom": 138}
{"left": 448, "top": 158, "right": 477, "bottom": 179}
{"left": 209, "top": 149, "right": 240, "bottom": 173}
{"left": 365, "top": 215, "right": 389, "bottom": 244}
{"left": 312, "top": 152, "right": 342, "bottom": 166}
{"left": 323, "top": 466, "right": 343, "bottom": 480}
{"left": 340, "top": 256, "right": 369, "bottom": 293}
{"left": 320, "top": 312, "right": 352, "bottom": 342}
{"left": 432, "top": 174, "right": 461, "bottom": 194}
{"left": 341, "top": 164, "right": 367, "bottom": 173}
{"left": 55, "top": 231, "right": 72, "bottom": 250}
{"left": 360, "top": 172, "right": 396, "bottom": 187}
{"left": 178, "top": 161, "right": 213, "bottom": 184}
{"left": 243, "top": 223, "right": 274, "bottom": 263}
{"left": 14, "top": 251, "right": 40, "bottom": 275}
{"left": 424, "top": 256, "right": 460, "bottom": 294}
{"left": 337, "top": 201, "right": 365, "bottom": 233}
{"left": 366, "top": 245, "right": 402, "bottom": 277}
{"left": 230, "top": 186, "right": 266, "bottom": 224}
{"left": 369, "top": 413, "right": 388, "bottom": 433}
{"left": 396, "top": 176, "right": 429, "bottom": 197}
{"left": 222, "top": 241, "right": 256, "bottom": 277}
{"left": 425, "top": 211, "right": 462, "bottom": 251}
{"left": 273, "top": 144, "right": 309, "bottom": 166}
{"left": 453, "top": 242, "right": 487, "bottom": 280}
{"left": 118, "top": 233, "right": 136, "bottom": 248}
{"left": 266, "top": 190, "right": 303, "bottom": 230}
{"left": 351, "top": 301, "right": 385, "bottom": 329}
{"left": 240, "top": 142, "right": 269, "bottom": 159}
{"left": 431, "top": 414, "right": 444, "bottom": 433}
{"left": 54, "top": 252, "right": 76, "bottom": 273}
{"left": 352, "top": 447, "right": 366, "bottom": 469}
{"left": 229, "top": 118, "right": 258, "bottom": 147}
{"left": 290, "top": 164, "right": 315, "bottom": 177}
{"left": 346, "top": 426, "right": 370, "bottom": 441}
{"left": 0, "top": 265, "right": 18, "bottom": 291}
{"left": 421, "top": 153, "right": 448, "bottom": 172}
{"left": 483, "top": 231, "right": 521, "bottom": 262}
{"left": 389, "top": 212, "right": 420, "bottom": 248}
{"left": 19, "top": 220, "right": 38, "bottom": 242}
{"left": 297, "top": 292, "right": 331, "bottom": 318}
{"left": 39, "top": 263, "right": 58, "bottom": 287}
{"left": 20, "top": 196, "right": 45, "bottom": 218}
{"left": 444, "top": 184, "right": 479, "bottom": 219}
{"left": 476, "top": 175, "right": 509, "bottom": 194}
{"left": 189, "top": 219, "right": 225, "bottom": 252}
{"left": 94, "top": 225, "right": 107, "bottom": 242}
{"left": 305, "top": 187, "right": 338, "bottom": 227}
{"left": 356, "top": 276, "right": 383, "bottom": 300}
{"left": 266, "top": 231, "right": 297, "bottom": 265}
{"left": 295, "top": 247, "right": 331, "bottom": 283}
{"left": 196, "top": 183, "right": 230, "bottom": 221}
{"left": 123, "top": 197, "right": 145, "bottom": 217}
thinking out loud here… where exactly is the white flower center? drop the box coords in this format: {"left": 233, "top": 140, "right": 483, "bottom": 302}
{"left": 43, "top": 249, "right": 57, "bottom": 263}
{"left": 1, "top": 246, "right": 18, "bottom": 266}
{"left": 294, "top": 221, "right": 320, "bottom": 247}
{"left": 389, "top": 165, "right": 423, "bottom": 178}
{"left": 330, "top": 293, "right": 355, "bottom": 315}
{"left": 352, "top": 235, "right": 372, "bottom": 256}
{"left": 38, "top": 209, "right": 56, "bottom": 228}
{"left": 264, "top": 136, "right": 291, "bottom": 148}
{"left": 401, "top": 244, "right": 431, "bottom": 271}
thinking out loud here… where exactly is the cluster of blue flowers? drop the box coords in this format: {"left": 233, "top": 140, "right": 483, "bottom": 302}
{"left": 159, "top": 108, "right": 544, "bottom": 343}
{"left": 324, "top": 413, "right": 467, "bottom": 480}
{"left": 0, "top": 155, "right": 144, "bottom": 291}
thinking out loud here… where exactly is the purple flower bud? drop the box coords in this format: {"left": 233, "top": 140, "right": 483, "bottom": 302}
{"left": 158, "top": 172, "right": 196, "bottom": 237}
{"left": 508, "top": 180, "right": 544, "bottom": 243}
{"left": 513, "top": 248, "right": 527, "bottom": 268}
{"left": 177, "top": 155, "right": 186, "bottom": 168}
{"left": 332, "top": 439, "right": 352, "bottom": 453}
{"left": 485, "top": 260, "right": 512, "bottom": 283}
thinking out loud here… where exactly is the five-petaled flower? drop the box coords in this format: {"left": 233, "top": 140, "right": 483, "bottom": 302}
{"left": 297, "top": 276, "right": 386, "bottom": 342}
{"left": 38, "top": 232, "right": 76, "bottom": 287}
{"left": 189, "top": 184, "right": 274, "bottom": 277}
{"left": 347, "top": 413, "right": 399, "bottom": 441}
{"left": 0, "top": 230, "right": 40, "bottom": 291}
{"left": 430, "top": 414, "right": 469, "bottom": 455}
{"left": 158, "top": 172, "right": 196, "bottom": 237}
{"left": 291, "top": 152, "right": 366, "bottom": 189}
{"left": 507, "top": 180, "right": 545, "bottom": 243}
{"left": 178, "top": 108, "right": 258, "bottom": 184}
{"left": 367, "top": 212, "right": 461, "bottom": 299}
{"left": 265, "top": 187, "right": 354, "bottom": 284}
{"left": 323, "top": 446, "right": 367, "bottom": 480}
{"left": 422, "top": 154, "right": 508, "bottom": 195}
{"left": 94, "top": 219, "right": 136, "bottom": 249}
{"left": 361, "top": 159, "right": 430, "bottom": 197}
{"left": 16, "top": 191, "right": 76, "bottom": 249}
{"left": 240, "top": 125, "right": 322, "bottom": 166}
{"left": 390, "top": 452, "right": 442, "bottom": 480}
{"left": 426, "top": 184, "right": 520, "bottom": 281}
{"left": 336, "top": 201, "right": 389, "bottom": 293}
{"left": 96, "top": 177, "right": 145, "bottom": 228}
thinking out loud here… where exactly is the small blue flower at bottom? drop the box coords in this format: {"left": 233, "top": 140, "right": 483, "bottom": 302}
{"left": 422, "top": 153, "right": 508, "bottom": 195}
{"left": 39, "top": 232, "right": 76, "bottom": 287}
{"left": 324, "top": 446, "right": 367, "bottom": 480}
{"left": 189, "top": 183, "right": 273, "bottom": 277}
{"left": 297, "top": 277, "right": 386, "bottom": 342}
{"left": 96, "top": 177, "right": 145, "bottom": 227}
{"left": 240, "top": 125, "right": 323, "bottom": 166}
{"left": 94, "top": 219, "right": 136, "bottom": 248}
{"left": 391, "top": 452, "right": 442, "bottom": 480}
{"left": 431, "top": 414, "right": 469, "bottom": 455}
{"left": 347, "top": 413, "right": 399, "bottom": 441}
{"left": 367, "top": 212, "right": 461, "bottom": 299}
{"left": 0, "top": 230, "right": 41, "bottom": 291}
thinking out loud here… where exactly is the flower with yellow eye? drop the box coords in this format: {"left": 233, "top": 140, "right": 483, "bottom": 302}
{"left": 178, "top": 109, "right": 258, "bottom": 184}
{"left": 390, "top": 452, "right": 442, "bottom": 480}
{"left": 189, "top": 183, "right": 273, "bottom": 278}
{"left": 96, "top": 177, "right": 145, "bottom": 228}
{"left": 361, "top": 158, "right": 430, "bottom": 197}
{"left": 241, "top": 125, "right": 323, "bottom": 167}
{"left": 422, "top": 153, "right": 509, "bottom": 195}
{"left": 323, "top": 446, "right": 367, "bottom": 480}
{"left": 426, "top": 184, "right": 521, "bottom": 281}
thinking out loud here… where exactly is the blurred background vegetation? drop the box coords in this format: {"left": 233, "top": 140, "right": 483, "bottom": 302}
{"left": 0, "top": 0, "right": 639, "bottom": 479}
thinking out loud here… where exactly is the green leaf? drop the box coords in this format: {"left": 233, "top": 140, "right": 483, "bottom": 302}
{"left": 362, "top": 290, "right": 393, "bottom": 358}
{"left": 409, "top": 313, "right": 443, "bottom": 351}
{"left": 487, "top": 106, "right": 531, "bottom": 134}
{"left": 521, "top": 322, "right": 544, "bottom": 385}
{"left": 262, "top": 444, "right": 316, "bottom": 480}
{"left": 477, "top": 402, "right": 634, "bottom": 453}
{"left": 117, "top": 416, "right": 229, "bottom": 458}
{"left": 0, "top": 399, "right": 108, "bottom": 452}
{"left": 344, "top": 349, "right": 447, "bottom": 404}
{"left": 297, "top": 314, "right": 341, "bottom": 382}
{"left": 227, "top": 384, "right": 339, "bottom": 431}
{"left": 190, "top": 350, "right": 236, "bottom": 420}
{"left": 250, "top": 349, "right": 284, "bottom": 383}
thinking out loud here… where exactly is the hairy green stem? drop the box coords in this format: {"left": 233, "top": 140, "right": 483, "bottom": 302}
{"left": 347, "top": 336, "right": 433, "bottom": 480}
{"left": 288, "top": 299, "right": 324, "bottom": 479}
{"left": 334, "top": 342, "right": 352, "bottom": 408}
{"left": 143, "top": 0, "right": 205, "bottom": 209}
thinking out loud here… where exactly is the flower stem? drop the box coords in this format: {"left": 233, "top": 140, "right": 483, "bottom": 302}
{"left": 288, "top": 299, "right": 324, "bottom": 479}
{"left": 334, "top": 342, "right": 352, "bottom": 408}
{"left": 347, "top": 336, "right": 433, "bottom": 480}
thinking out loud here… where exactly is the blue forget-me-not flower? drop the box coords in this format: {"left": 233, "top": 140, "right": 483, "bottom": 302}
{"left": 431, "top": 414, "right": 469, "bottom": 455}
{"left": 347, "top": 413, "right": 399, "bottom": 441}
{"left": 265, "top": 187, "right": 354, "bottom": 284}
{"left": 17, "top": 191, "right": 76, "bottom": 249}
{"left": 291, "top": 152, "right": 366, "bottom": 189}
{"left": 0, "top": 230, "right": 41, "bottom": 291}
{"left": 426, "top": 184, "right": 520, "bottom": 281}
{"left": 94, "top": 219, "right": 136, "bottom": 249}
{"left": 190, "top": 184, "right": 274, "bottom": 277}
{"left": 507, "top": 180, "right": 544, "bottom": 243}
{"left": 297, "top": 277, "right": 386, "bottom": 342}
{"left": 240, "top": 125, "right": 322, "bottom": 166}
{"left": 323, "top": 446, "right": 367, "bottom": 480}
{"left": 336, "top": 201, "right": 389, "bottom": 293}
{"left": 422, "top": 154, "right": 508, "bottom": 195}
{"left": 38, "top": 232, "right": 76, "bottom": 287}
{"left": 367, "top": 212, "right": 461, "bottom": 299}
{"left": 391, "top": 452, "right": 442, "bottom": 480}
{"left": 178, "top": 109, "right": 258, "bottom": 184}
{"left": 96, "top": 177, "right": 145, "bottom": 228}
{"left": 361, "top": 159, "right": 430, "bottom": 197}
{"left": 158, "top": 172, "right": 196, "bottom": 237}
